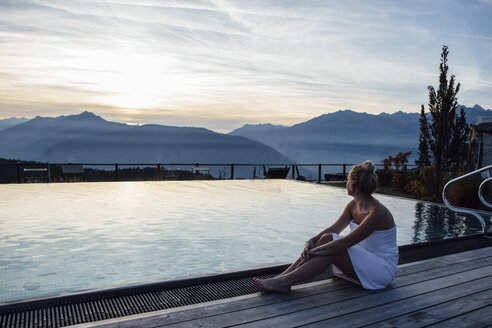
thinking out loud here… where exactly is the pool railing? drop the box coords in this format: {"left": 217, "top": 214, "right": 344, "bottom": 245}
{"left": 0, "top": 161, "right": 419, "bottom": 184}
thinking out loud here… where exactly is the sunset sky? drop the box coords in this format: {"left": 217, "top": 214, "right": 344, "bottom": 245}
{"left": 0, "top": 0, "right": 491, "bottom": 132}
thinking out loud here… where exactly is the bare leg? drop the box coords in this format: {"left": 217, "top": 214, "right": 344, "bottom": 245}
{"left": 254, "top": 248, "right": 360, "bottom": 293}
{"left": 278, "top": 256, "right": 306, "bottom": 276}
{"left": 279, "top": 233, "right": 334, "bottom": 276}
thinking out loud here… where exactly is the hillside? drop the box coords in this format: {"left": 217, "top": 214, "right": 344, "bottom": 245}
{"left": 0, "top": 112, "right": 293, "bottom": 175}
{"left": 229, "top": 105, "right": 492, "bottom": 167}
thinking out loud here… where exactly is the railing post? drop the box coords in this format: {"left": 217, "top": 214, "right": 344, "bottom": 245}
{"left": 115, "top": 163, "right": 119, "bottom": 181}
{"left": 17, "top": 162, "right": 21, "bottom": 183}
{"left": 230, "top": 163, "right": 234, "bottom": 180}
{"left": 157, "top": 163, "right": 161, "bottom": 180}
{"left": 292, "top": 165, "right": 295, "bottom": 179}
{"left": 343, "top": 163, "right": 347, "bottom": 179}
{"left": 47, "top": 163, "right": 51, "bottom": 183}
{"left": 318, "top": 164, "right": 321, "bottom": 183}
{"left": 194, "top": 162, "right": 199, "bottom": 178}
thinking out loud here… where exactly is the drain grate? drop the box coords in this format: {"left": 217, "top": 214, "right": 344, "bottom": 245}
{"left": 0, "top": 267, "right": 333, "bottom": 328}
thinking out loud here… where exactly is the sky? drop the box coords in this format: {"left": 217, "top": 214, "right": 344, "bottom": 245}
{"left": 0, "top": 0, "right": 491, "bottom": 132}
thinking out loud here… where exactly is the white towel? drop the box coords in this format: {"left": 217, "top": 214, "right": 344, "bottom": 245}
{"left": 332, "top": 221, "right": 398, "bottom": 290}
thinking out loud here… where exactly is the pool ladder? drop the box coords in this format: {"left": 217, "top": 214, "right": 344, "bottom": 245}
{"left": 442, "top": 164, "right": 492, "bottom": 238}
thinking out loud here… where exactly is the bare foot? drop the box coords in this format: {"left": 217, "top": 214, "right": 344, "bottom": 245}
{"left": 253, "top": 277, "right": 291, "bottom": 293}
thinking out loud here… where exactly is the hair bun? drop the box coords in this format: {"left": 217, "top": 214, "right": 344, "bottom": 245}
{"left": 361, "top": 160, "right": 375, "bottom": 173}
{"left": 348, "top": 160, "right": 378, "bottom": 194}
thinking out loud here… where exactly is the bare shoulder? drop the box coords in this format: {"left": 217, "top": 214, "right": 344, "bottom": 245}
{"left": 346, "top": 199, "right": 357, "bottom": 214}
{"left": 372, "top": 200, "right": 395, "bottom": 230}
{"left": 347, "top": 199, "right": 356, "bottom": 209}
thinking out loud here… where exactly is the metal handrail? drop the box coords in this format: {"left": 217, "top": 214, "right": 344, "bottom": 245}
{"left": 479, "top": 177, "right": 492, "bottom": 209}
{"left": 442, "top": 165, "right": 492, "bottom": 238}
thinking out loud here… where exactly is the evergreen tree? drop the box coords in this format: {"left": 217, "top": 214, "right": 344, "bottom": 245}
{"left": 450, "top": 106, "right": 469, "bottom": 174}
{"left": 416, "top": 105, "right": 431, "bottom": 168}
{"left": 419, "top": 45, "right": 468, "bottom": 201}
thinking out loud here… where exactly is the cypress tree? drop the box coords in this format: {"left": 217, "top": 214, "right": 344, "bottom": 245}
{"left": 416, "top": 105, "right": 431, "bottom": 168}
{"left": 419, "top": 45, "right": 467, "bottom": 201}
{"left": 450, "top": 106, "right": 469, "bottom": 174}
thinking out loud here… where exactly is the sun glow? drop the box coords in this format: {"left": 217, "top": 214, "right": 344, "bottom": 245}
{"left": 57, "top": 48, "right": 210, "bottom": 110}
{"left": 94, "top": 53, "right": 184, "bottom": 109}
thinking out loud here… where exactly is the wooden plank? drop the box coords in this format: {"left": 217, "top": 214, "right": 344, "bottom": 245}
{"left": 364, "top": 288, "right": 492, "bottom": 327}
{"left": 301, "top": 278, "right": 492, "bottom": 327}
{"left": 396, "top": 245, "right": 492, "bottom": 266}
{"left": 230, "top": 265, "right": 492, "bottom": 328}
{"left": 426, "top": 304, "right": 492, "bottom": 328}
{"left": 160, "top": 256, "right": 492, "bottom": 328}
{"left": 394, "top": 246, "right": 491, "bottom": 276}
{"left": 82, "top": 249, "right": 492, "bottom": 328}
{"left": 397, "top": 246, "right": 492, "bottom": 271}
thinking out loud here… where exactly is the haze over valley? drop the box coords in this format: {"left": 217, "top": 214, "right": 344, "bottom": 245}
{"left": 1, "top": 105, "right": 490, "bottom": 178}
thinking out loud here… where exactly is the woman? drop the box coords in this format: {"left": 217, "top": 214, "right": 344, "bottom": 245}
{"left": 253, "top": 161, "right": 398, "bottom": 293}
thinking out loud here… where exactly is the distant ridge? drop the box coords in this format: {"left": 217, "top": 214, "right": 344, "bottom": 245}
{"left": 229, "top": 105, "right": 492, "bottom": 165}
{"left": 0, "top": 112, "right": 292, "bottom": 176}
{"left": 2, "top": 105, "right": 490, "bottom": 173}
{"left": 0, "top": 117, "right": 29, "bottom": 131}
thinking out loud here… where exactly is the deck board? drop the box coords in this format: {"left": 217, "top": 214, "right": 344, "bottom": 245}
{"left": 77, "top": 247, "right": 492, "bottom": 328}
{"left": 425, "top": 304, "right": 492, "bottom": 328}
{"left": 298, "top": 276, "right": 492, "bottom": 327}
{"left": 231, "top": 266, "right": 492, "bottom": 328}
{"left": 365, "top": 288, "right": 492, "bottom": 327}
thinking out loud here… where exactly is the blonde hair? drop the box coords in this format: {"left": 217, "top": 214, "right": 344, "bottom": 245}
{"left": 348, "top": 160, "right": 377, "bottom": 195}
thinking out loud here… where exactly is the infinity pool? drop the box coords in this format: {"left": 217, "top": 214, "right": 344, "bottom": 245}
{"left": 0, "top": 180, "right": 481, "bottom": 302}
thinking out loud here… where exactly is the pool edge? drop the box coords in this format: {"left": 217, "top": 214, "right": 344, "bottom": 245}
{"left": 1, "top": 232, "right": 491, "bottom": 312}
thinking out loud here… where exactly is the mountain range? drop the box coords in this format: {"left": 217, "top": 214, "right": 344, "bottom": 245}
{"left": 0, "top": 105, "right": 491, "bottom": 178}
{"left": 230, "top": 105, "right": 492, "bottom": 168}
{"left": 0, "top": 112, "right": 292, "bottom": 179}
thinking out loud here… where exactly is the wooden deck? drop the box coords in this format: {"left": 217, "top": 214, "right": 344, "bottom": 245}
{"left": 76, "top": 246, "right": 492, "bottom": 328}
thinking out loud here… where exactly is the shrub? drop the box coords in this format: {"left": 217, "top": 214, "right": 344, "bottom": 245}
{"left": 376, "top": 169, "right": 393, "bottom": 187}
{"left": 393, "top": 171, "right": 409, "bottom": 192}
{"left": 444, "top": 171, "right": 487, "bottom": 209}
{"left": 405, "top": 165, "right": 436, "bottom": 201}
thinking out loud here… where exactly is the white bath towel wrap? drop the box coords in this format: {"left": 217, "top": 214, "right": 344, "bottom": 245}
{"left": 331, "top": 221, "right": 398, "bottom": 290}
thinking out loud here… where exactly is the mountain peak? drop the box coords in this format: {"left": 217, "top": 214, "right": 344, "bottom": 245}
{"left": 52, "top": 111, "right": 108, "bottom": 126}
{"left": 79, "top": 111, "right": 98, "bottom": 117}
{"left": 68, "top": 111, "right": 104, "bottom": 121}
{"left": 229, "top": 122, "right": 287, "bottom": 136}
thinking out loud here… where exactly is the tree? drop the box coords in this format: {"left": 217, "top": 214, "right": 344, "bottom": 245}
{"left": 392, "top": 151, "right": 412, "bottom": 171}
{"left": 416, "top": 105, "right": 431, "bottom": 168}
{"left": 417, "top": 45, "right": 469, "bottom": 201}
{"left": 377, "top": 151, "right": 412, "bottom": 190}
{"left": 450, "top": 106, "right": 469, "bottom": 174}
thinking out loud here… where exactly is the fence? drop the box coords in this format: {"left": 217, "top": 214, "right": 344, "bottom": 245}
{"left": 0, "top": 162, "right": 418, "bottom": 184}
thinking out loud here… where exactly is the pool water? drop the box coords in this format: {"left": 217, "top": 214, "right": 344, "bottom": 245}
{"left": 0, "top": 180, "right": 483, "bottom": 302}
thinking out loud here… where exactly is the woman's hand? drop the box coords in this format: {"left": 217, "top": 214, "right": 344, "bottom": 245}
{"left": 302, "top": 240, "right": 315, "bottom": 260}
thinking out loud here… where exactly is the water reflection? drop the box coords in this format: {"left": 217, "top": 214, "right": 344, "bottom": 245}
{"left": 412, "top": 202, "right": 489, "bottom": 242}
{"left": 1, "top": 180, "right": 490, "bottom": 302}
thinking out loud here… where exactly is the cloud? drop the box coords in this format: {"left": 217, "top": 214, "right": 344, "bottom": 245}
{"left": 0, "top": 0, "right": 491, "bottom": 129}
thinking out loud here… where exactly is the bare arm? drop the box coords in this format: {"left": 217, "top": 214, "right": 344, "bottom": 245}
{"left": 309, "top": 207, "right": 382, "bottom": 256}
{"left": 308, "top": 201, "right": 353, "bottom": 244}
